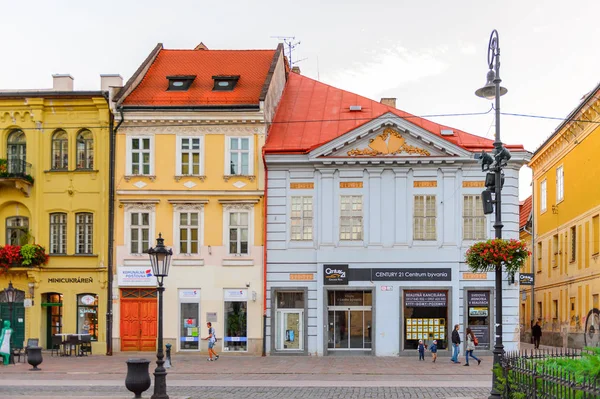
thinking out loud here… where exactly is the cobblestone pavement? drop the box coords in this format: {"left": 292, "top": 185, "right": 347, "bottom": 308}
{"left": 0, "top": 385, "right": 491, "bottom": 399}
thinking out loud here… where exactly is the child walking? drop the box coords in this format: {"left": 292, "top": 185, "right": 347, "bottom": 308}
{"left": 430, "top": 339, "right": 438, "bottom": 363}
{"left": 417, "top": 340, "right": 426, "bottom": 361}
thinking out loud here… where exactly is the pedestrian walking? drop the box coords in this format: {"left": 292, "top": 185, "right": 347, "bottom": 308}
{"left": 451, "top": 324, "right": 461, "bottom": 363}
{"left": 417, "top": 339, "right": 426, "bottom": 361}
{"left": 430, "top": 339, "right": 438, "bottom": 363}
{"left": 532, "top": 320, "right": 542, "bottom": 349}
{"left": 464, "top": 327, "right": 481, "bottom": 366}
{"left": 203, "top": 322, "right": 220, "bottom": 361}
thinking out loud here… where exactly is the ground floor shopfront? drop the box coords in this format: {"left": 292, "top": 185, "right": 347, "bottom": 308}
{"left": 266, "top": 264, "right": 512, "bottom": 356}
{"left": 0, "top": 268, "right": 107, "bottom": 354}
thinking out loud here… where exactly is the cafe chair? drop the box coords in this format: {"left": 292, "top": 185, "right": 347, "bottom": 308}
{"left": 79, "top": 335, "right": 92, "bottom": 356}
{"left": 65, "top": 335, "right": 79, "bottom": 357}
{"left": 51, "top": 335, "right": 63, "bottom": 357}
{"left": 11, "top": 346, "right": 23, "bottom": 364}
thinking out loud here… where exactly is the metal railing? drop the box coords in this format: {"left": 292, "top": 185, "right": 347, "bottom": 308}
{"left": 500, "top": 349, "right": 600, "bottom": 398}
{"left": 0, "top": 158, "right": 32, "bottom": 179}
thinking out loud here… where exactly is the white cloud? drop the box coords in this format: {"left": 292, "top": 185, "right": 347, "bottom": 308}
{"left": 322, "top": 46, "right": 448, "bottom": 100}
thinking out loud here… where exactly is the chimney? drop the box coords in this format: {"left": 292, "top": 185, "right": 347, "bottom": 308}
{"left": 100, "top": 74, "right": 124, "bottom": 91}
{"left": 194, "top": 42, "right": 209, "bottom": 50}
{"left": 53, "top": 74, "right": 74, "bottom": 91}
{"left": 291, "top": 66, "right": 301, "bottom": 74}
{"left": 380, "top": 98, "right": 396, "bottom": 108}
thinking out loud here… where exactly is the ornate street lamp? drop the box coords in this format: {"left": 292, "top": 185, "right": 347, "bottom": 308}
{"left": 475, "top": 29, "right": 509, "bottom": 399}
{"left": 147, "top": 234, "right": 172, "bottom": 399}
{"left": 4, "top": 281, "right": 16, "bottom": 362}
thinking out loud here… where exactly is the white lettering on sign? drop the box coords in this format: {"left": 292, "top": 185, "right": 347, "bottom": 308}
{"left": 325, "top": 268, "right": 346, "bottom": 278}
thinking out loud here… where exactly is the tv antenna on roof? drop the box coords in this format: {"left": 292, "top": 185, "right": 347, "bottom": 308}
{"left": 271, "top": 36, "right": 306, "bottom": 67}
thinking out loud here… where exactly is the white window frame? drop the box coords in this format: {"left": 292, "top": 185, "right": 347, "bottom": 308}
{"left": 50, "top": 212, "right": 67, "bottom": 254}
{"left": 124, "top": 204, "right": 156, "bottom": 256}
{"left": 175, "top": 136, "right": 204, "bottom": 177}
{"left": 173, "top": 204, "right": 204, "bottom": 256}
{"left": 540, "top": 179, "right": 547, "bottom": 213}
{"left": 556, "top": 165, "right": 564, "bottom": 203}
{"left": 290, "top": 196, "right": 313, "bottom": 241}
{"left": 462, "top": 195, "right": 487, "bottom": 241}
{"left": 126, "top": 136, "right": 154, "bottom": 176}
{"left": 225, "top": 136, "right": 253, "bottom": 176}
{"left": 75, "top": 212, "right": 94, "bottom": 255}
{"left": 223, "top": 204, "right": 254, "bottom": 256}
{"left": 339, "top": 195, "right": 363, "bottom": 241}
{"left": 413, "top": 195, "right": 437, "bottom": 241}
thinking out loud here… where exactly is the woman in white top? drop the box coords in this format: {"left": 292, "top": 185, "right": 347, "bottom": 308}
{"left": 464, "top": 327, "right": 481, "bottom": 366}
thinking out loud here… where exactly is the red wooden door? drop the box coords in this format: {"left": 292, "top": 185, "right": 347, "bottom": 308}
{"left": 120, "top": 289, "right": 157, "bottom": 351}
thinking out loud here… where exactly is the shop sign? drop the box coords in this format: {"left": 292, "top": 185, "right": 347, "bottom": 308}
{"left": 206, "top": 312, "right": 218, "bottom": 322}
{"left": 47, "top": 277, "right": 94, "bottom": 284}
{"left": 469, "top": 307, "right": 489, "bottom": 317}
{"left": 333, "top": 291, "right": 364, "bottom": 306}
{"left": 117, "top": 266, "right": 157, "bottom": 287}
{"left": 179, "top": 289, "right": 200, "bottom": 299}
{"left": 519, "top": 273, "right": 534, "bottom": 286}
{"left": 371, "top": 268, "right": 451, "bottom": 281}
{"left": 463, "top": 272, "right": 487, "bottom": 280}
{"left": 404, "top": 291, "right": 447, "bottom": 307}
{"left": 324, "top": 265, "right": 348, "bottom": 285}
{"left": 467, "top": 291, "right": 490, "bottom": 307}
{"left": 470, "top": 325, "right": 490, "bottom": 348}
{"left": 23, "top": 299, "right": 33, "bottom": 308}
{"left": 381, "top": 286, "right": 393, "bottom": 291}
{"left": 224, "top": 289, "right": 248, "bottom": 301}
{"left": 290, "top": 273, "right": 314, "bottom": 281}
{"left": 80, "top": 295, "right": 96, "bottom": 305}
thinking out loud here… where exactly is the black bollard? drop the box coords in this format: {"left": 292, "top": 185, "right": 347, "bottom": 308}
{"left": 165, "top": 343, "right": 172, "bottom": 368}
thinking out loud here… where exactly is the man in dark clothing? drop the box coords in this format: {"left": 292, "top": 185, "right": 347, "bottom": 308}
{"left": 532, "top": 321, "right": 542, "bottom": 349}
{"left": 451, "top": 324, "right": 461, "bottom": 363}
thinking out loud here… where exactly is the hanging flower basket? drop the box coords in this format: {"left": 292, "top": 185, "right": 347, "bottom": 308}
{"left": 0, "top": 244, "right": 49, "bottom": 274}
{"left": 465, "top": 238, "right": 530, "bottom": 275}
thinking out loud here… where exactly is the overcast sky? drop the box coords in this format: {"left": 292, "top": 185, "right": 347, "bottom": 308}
{"left": 2, "top": 0, "right": 599, "bottom": 200}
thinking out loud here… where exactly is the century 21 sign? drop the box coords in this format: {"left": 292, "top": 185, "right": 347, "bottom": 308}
{"left": 324, "top": 265, "right": 349, "bottom": 285}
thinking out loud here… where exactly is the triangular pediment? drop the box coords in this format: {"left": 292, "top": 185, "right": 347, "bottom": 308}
{"left": 309, "top": 113, "right": 472, "bottom": 160}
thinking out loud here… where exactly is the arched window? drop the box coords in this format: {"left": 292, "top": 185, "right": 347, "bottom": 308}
{"left": 6, "top": 216, "right": 29, "bottom": 245}
{"left": 76, "top": 130, "right": 94, "bottom": 169}
{"left": 51, "top": 130, "right": 68, "bottom": 170}
{"left": 7, "top": 130, "right": 26, "bottom": 174}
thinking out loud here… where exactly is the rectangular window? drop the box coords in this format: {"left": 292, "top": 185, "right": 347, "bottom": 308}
{"left": 291, "top": 196, "right": 313, "bottom": 241}
{"left": 76, "top": 213, "right": 93, "bottom": 254}
{"left": 556, "top": 166, "right": 564, "bottom": 202}
{"left": 570, "top": 225, "right": 577, "bottom": 263}
{"left": 77, "top": 294, "right": 98, "bottom": 341}
{"left": 224, "top": 289, "right": 248, "bottom": 352}
{"left": 414, "top": 195, "right": 436, "bottom": 241}
{"left": 537, "top": 302, "right": 542, "bottom": 321}
{"left": 131, "top": 138, "right": 151, "bottom": 175}
{"left": 180, "top": 137, "right": 201, "bottom": 175}
{"left": 50, "top": 213, "right": 67, "bottom": 254}
{"left": 228, "top": 137, "right": 250, "bottom": 175}
{"left": 536, "top": 242, "right": 542, "bottom": 272}
{"left": 340, "top": 195, "right": 363, "bottom": 241}
{"left": 179, "top": 212, "right": 199, "bottom": 254}
{"left": 463, "top": 195, "right": 486, "bottom": 240}
{"left": 130, "top": 212, "right": 150, "bottom": 254}
{"left": 540, "top": 180, "right": 547, "bottom": 212}
{"left": 552, "top": 234, "right": 559, "bottom": 268}
{"left": 228, "top": 212, "right": 249, "bottom": 254}
{"left": 593, "top": 215, "right": 599, "bottom": 255}
{"left": 552, "top": 299, "right": 559, "bottom": 321}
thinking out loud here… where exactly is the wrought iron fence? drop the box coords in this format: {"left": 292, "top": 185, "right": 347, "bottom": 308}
{"left": 500, "top": 349, "right": 600, "bottom": 398}
{"left": 0, "top": 158, "right": 32, "bottom": 179}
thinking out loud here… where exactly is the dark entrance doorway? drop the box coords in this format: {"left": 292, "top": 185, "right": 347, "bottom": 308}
{"left": 43, "top": 293, "right": 63, "bottom": 349}
{"left": 0, "top": 288, "right": 26, "bottom": 350}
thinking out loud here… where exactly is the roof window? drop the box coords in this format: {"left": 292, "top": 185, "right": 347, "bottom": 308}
{"left": 166, "top": 75, "right": 196, "bottom": 91}
{"left": 212, "top": 75, "right": 240, "bottom": 91}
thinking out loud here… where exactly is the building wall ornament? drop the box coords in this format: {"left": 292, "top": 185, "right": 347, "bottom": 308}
{"left": 223, "top": 175, "right": 256, "bottom": 182}
{"left": 347, "top": 128, "right": 431, "bottom": 157}
{"left": 174, "top": 175, "right": 206, "bottom": 182}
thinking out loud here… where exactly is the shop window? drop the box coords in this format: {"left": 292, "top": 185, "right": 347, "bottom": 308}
{"left": 275, "top": 292, "right": 305, "bottom": 351}
{"left": 291, "top": 196, "right": 313, "bottom": 241}
{"left": 51, "top": 130, "right": 68, "bottom": 170}
{"left": 403, "top": 290, "right": 447, "bottom": 350}
{"left": 76, "top": 130, "right": 94, "bottom": 169}
{"left": 179, "top": 289, "right": 200, "bottom": 350}
{"left": 327, "top": 290, "right": 372, "bottom": 350}
{"left": 77, "top": 293, "right": 98, "bottom": 340}
{"left": 414, "top": 195, "right": 436, "bottom": 240}
{"left": 50, "top": 212, "right": 67, "bottom": 254}
{"left": 6, "top": 216, "right": 29, "bottom": 245}
{"left": 340, "top": 195, "right": 363, "bottom": 241}
{"left": 466, "top": 291, "right": 491, "bottom": 350}
{"left": 463, "top": 195, "right": 486, "bottom": 240}
{"left": 224, "top": 289, "right": 248, "bottom": 352}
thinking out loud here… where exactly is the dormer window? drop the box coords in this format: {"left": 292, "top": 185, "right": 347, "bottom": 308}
{"left": 212, "top": 75, "right": 240, "bottom": 91}
{"left": 166, "top": 75, "right": 196, "bottom": 91}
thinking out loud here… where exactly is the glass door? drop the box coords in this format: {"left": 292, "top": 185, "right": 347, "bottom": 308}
{"left": 276, "top": 310, "right": 303, "bottom": 350}
{"left": 327, "top": 290, "right": 372, "bottom": 351}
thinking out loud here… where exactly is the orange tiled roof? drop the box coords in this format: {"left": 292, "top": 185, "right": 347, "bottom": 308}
{"left": 264, "top": 73, "right": 526, "bottom": 154}
{"left": 123, "top": 49, "right": 277, "bottom": 106}
{"left": 519, "top": 196, "right": 532, "bottom": 230}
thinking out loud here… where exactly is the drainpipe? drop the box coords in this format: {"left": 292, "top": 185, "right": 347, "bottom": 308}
{"left": 106, "top": 107, "right": 124, "bottom": 355}
{"left": 262, "top": 149, "right": 268, "bottom": 357}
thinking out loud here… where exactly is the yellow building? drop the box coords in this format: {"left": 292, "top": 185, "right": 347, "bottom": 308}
{"left": 519, "top": 196, "right": 533, "bottom": 338}
{"left": 0, "top": 74, "right": 119, "bottom": 354}
{"left": 527, "top": 82, "right": 600, "bottom": 348}
{"left": 111, "top": 43, "right": 286, "bottom": 354}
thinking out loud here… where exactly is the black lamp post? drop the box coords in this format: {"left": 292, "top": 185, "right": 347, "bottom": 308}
{"left": 147, "top": 234, "right": 172, "bottom": 399}
{"left": 475, "top": 29, "right": 510, "bottom": 399}
{"left": 4, "top": 281, "right": 16, "bottom": 362}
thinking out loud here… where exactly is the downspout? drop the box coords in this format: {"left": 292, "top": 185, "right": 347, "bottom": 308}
{"left": 262, "top": 149, "right": 268, "bottom": 357}
{"left": 106, "top": 107, "right": 124, "bottom": 355}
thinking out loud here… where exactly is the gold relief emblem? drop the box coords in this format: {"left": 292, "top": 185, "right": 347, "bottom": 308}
{"left": 347, "top": 128, "right": 431, "bottom": 157}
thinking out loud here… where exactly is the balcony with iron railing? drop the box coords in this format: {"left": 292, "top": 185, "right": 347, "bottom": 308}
{"left": 0, "top": 158, "right": 34, "bottom": 196}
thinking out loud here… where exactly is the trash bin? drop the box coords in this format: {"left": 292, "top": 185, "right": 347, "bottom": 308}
{"left": 125, "top": 358, "right": 151, "bottom": 398}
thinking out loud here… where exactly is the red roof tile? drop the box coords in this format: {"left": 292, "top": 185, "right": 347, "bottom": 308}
{"left": 124, "top": 49, "right": 277, "bottom": 106}
{"left": 519, "top": 196, "right": 532, "bottom": 230}
{"left": 264, "top": 73, "right": 525, "bottom": 154}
